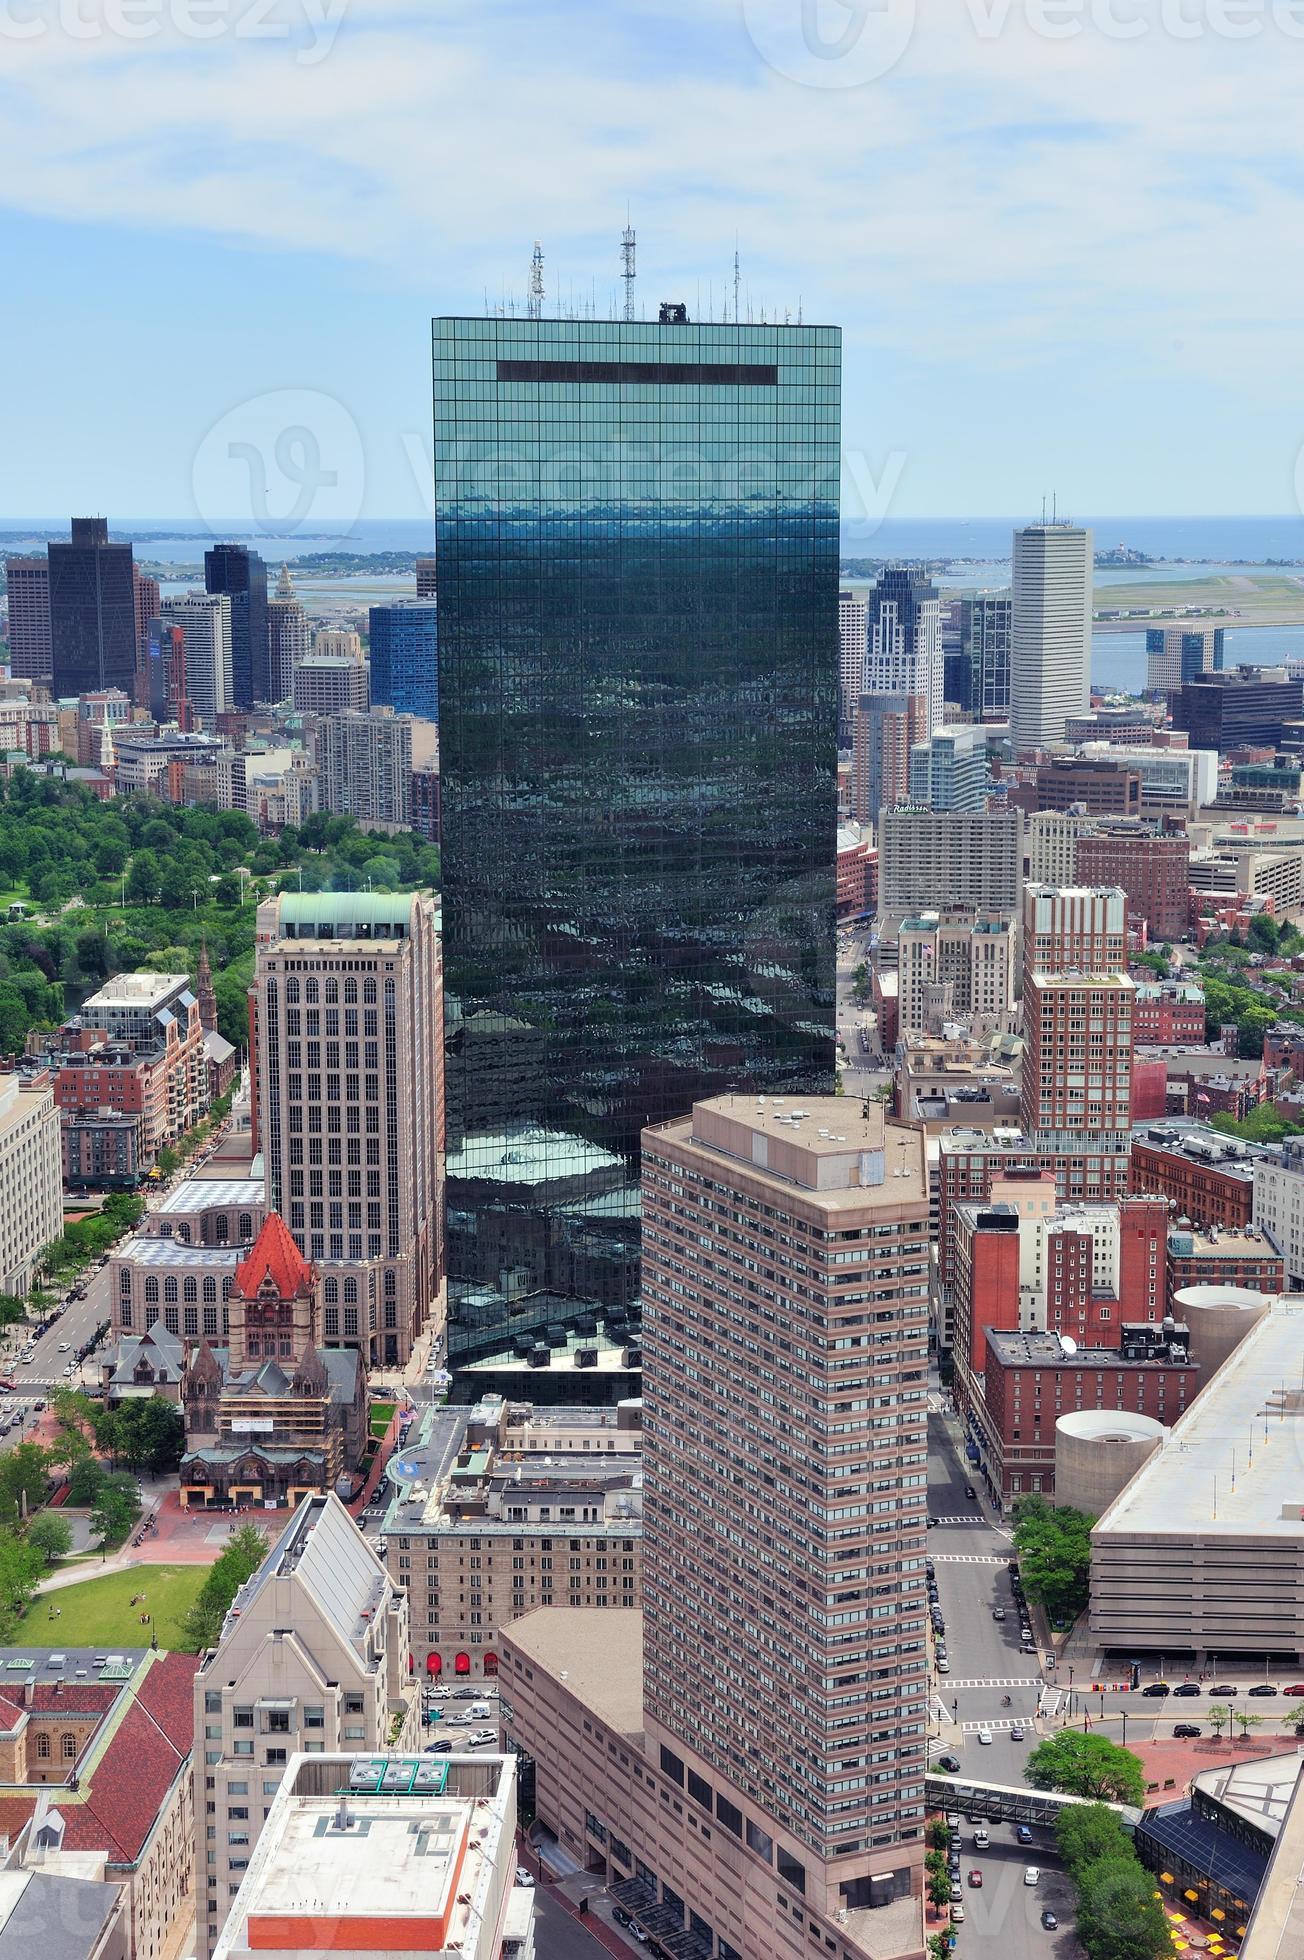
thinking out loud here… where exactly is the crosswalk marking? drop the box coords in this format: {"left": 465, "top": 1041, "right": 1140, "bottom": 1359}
{"left": 961, "top": 1718, "right": 1024, "bottom": 1734}
{"left": 930, "top": 1554, "right": 1008, "bottom": 1565}
{"left": 947, "top": 1677, "right": 1040, "bottom": 1689}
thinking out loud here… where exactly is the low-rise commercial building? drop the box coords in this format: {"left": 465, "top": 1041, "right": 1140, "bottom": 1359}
{"left": 381, "top": 1392, "right": 641, "bottom": 1682}
{"left": 971, "top": 1322, "right": 1200, "bottom": 1504}
{"left": 1131, "top": 981, "right": 1207, "bottom": 1047}
{"left": 193, "top": 1494, "right": 418, "bottom": 1960}
{"left": 37, "top": 973, "right": 208, "bottom": 1170}
{"left": 1166, "top": 1224, "right": 1284, "bottom": 1307}
{"left": 1130, "top": 1121, "right": 1265, "bottom": 1230}
{"left": 210, "top": 1752, "right": 532, "bottom": 1960}
{"left": 1091, "top": 1301, "right": 1304, "bottom": 1658}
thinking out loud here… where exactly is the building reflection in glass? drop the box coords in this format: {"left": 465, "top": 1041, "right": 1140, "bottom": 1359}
{"left": 434, "top": 316, "right": 840, "bottom": 1361}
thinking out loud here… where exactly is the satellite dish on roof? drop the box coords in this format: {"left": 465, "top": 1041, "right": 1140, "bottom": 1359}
{"left": 1059, "top": 1335, "right": 1079, "bottom": 1356}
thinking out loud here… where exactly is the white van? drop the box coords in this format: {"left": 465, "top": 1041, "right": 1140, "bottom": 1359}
{"left": 467, "top": 1702, "right": 493, "bottom": 1721}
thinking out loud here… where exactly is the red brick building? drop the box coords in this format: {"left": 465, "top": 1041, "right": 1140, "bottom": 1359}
{"left": 836, "top": 827, "right": 874, "bottom": 917}
{"left": 1130, "top": 1128, "right": 1257, "bottom": 1229}
{"left": 1166, "top": 1227, "right": 1284, "bottom": 1305}
{"left": 1132, "top": 983, "right": 1208, "bottom": 1047}
{"left": 971, "top": 1325, "right": 1201, "bottom": 1503}
{"left": 1077, "top": 825, "right": 1192, "bottom": 944}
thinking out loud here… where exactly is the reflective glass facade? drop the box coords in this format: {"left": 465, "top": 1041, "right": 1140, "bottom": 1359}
{"left": 369, "top": 600, "right": 439, "bottom": 722}
{"left": 434, "top": 316, "right": 840, "bottom": 1354}
{"left": 205, "top": 543, "right": 268, "bottom": 708}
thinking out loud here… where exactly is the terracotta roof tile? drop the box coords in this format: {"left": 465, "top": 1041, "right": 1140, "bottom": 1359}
{"left": 234, "top": 1212, "right": 315, "bottom": 1300}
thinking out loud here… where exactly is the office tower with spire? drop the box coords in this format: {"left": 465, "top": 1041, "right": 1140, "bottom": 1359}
{"left": 435, "top": 313, "right": 839, "bottom": 1363}
{"left": 266, "top": 562, "right": 310, "bottom": 701}
{"left": 48, "top": 517, "right": 136, "bottom": 697}
{"left": 205, "top": 543, "right": 268, "bottom": 708}
{"left": 865, "top": 566, "right": 943, "bottom": 736}
{"left": 1009, "top": 521, "right": 1093, "bottom": 749}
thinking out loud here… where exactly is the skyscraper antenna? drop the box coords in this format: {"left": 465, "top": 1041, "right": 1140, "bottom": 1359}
{"left": 621, "top": 219, "right": 636, "bottom": 322}
{"left": 734, "top": 239, "right": 741, "bottom": 325}
{"left": 528, "top": 240, "right": 544, "bottom": 321}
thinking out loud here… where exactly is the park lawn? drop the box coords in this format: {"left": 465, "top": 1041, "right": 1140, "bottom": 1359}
{"left": 30, "top": 1563, "right": 208, "bottom": 1651}
{"left": 369, "top": 1401, "right": 396, "bottom": 1440}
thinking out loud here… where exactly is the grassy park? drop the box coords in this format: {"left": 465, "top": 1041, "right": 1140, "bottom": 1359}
{"left": 34, "top": 1564, "right": 208, "bottom": 1651}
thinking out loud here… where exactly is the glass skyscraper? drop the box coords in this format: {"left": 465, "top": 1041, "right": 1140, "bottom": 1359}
{"left": 369, "top": 599, "right": 438, "bottom": 721}
{"left": 434, "top": 314, "right": 840, "bottom": 1361}
{"left": 48, "top": 518, "right": 136, "bottom": 698}
{"left": 205, "top": 542, "right": 268, "bottom": 708}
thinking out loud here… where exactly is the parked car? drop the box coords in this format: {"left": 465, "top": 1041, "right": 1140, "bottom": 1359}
{"left": 964, "top": 1484, "right": 977, "bottom": 1500}
{"left": 1016, "top": 1825, "right": 1034, "bottom": 1845}
{"left": 1142, "top": 1682, "right": 1171, "bottom": 1697}
{"left": 1250, "top": 1684, "right": 1279, "bottom": 1697}
{"left": 949, "top": 1883, "right": 963, "bottom": 1904}
{"left": 950, "top": 1904, "right": 965, "bottom": 1923}
{"left": 937, "top": 1658, "right": 951, "bottom": 1673}
{"left": 1211, "top": 1684, "right": 1238, "bottom": 1696}
{"left": 613, "top": 1907, "right": 634, "bottom": 1929}
{"left": 1172, "top": 1683, "right": 1201, "bottom": 1697}
{"left": 1174, "top": 1724, "right": 1203, "bottom": 1738}
{"left": 514, "top": 1869, "right": 534, "bottom": 1888}
{"left": 1041, "top": 1909, "right": 1059, "bottom": 1931}
{"left": 935, "top": 1754, "right": 961, "bottom": 1774}
{"left": 1285, "top": 1685, "right": 1304, "bottom": 1697}
{"left": 1024, "top": 1867, "right": 1040, "bottom": 1887}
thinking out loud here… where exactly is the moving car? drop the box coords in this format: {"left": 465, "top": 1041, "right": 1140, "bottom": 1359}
{"left": 1024, "top": 1867, "right": 1040, "bottom": 1886}
{"left": 425, "top": 1738, "right": 453, "bottom": 1753}
{"left": 972, "top": 1829, "right": 989, "bottom": 1849}
{"left": 1041, "top": 1909, "right": 1059, "bottom": 1931}
{"left": 1016, "top": 1825, "right": 1034, "bottom": 1845}
{"left": 466, "top": 1728, "right": 497, "bottom": 1747}
{"left": 964, "top": 1484, "right": 977, "bottom": 1500}
{"left": 1249, "top": 1684, "right": 1279, "bottom": 1697}
{"left": 967, "top": 1870, "right": 982, "bottom": 1888}
{"left": 514, "top": 1869, "right": 535, "bottom": 1888}
{"left": 977, "top": 1729, "right": 993, "bottom": 1745}
{"left": 992, "top": 1607, "right": 1006, "bottom": 1621}
{"left": 1174, "top": 1724, "right": 1202, "bottom": 1738}
{"left": 1010, "top": 1724, "right": 1026, "bottom": 1741}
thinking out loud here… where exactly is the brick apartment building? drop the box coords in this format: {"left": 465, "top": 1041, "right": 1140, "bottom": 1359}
{"left": 1131, "top": 982, "right": 1208, "bottom": 1047}
{"left": 1076, "top": 824, "right": 1192, "bottom": 943}
{"left": 1166, "top": 1225, "right": 1284, "bottom": 1305}
{"left": 1130, "top": 1125, "right": 1263, "bottom": 1229}
{"left": 969, "top": 1324, "right": 1201, "bottom": 1503}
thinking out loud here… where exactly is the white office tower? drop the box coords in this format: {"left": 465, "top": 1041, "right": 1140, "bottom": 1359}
{"left": 838, "top": 588, "right": 868, "bottom": 742}
{"left": 1009, "top": 522, "right": 1093, "bottom": 750}
{"left": 865, "top": 567, "right": 943, "bottom": 736}
{"left": 162, "top": 592, "right": 233, "bottom": 726}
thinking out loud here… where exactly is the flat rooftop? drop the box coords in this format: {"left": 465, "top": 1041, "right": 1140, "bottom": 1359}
{"left": 1095, "top": 1301, "right": 1304, "bottom": 1541}
{"left": 987, "top": 1330, "right": 1190, "bottom": 1369}
{"left": 504, "top": 1606, "right": 646, "bottom": 1740}
{"left": 155, "top": 1178, "right": 264, "bottom": 1214}
{"left": 1195, "top": 1752, "right": 1304, "bottom": 1840}
{"left": 213, "top": 1754, "right": 518, "bottom": 1960}
{"left": 115, "top": 1237, "right": 241, "bottom": 1268}
{"left": 658, "top": 1095, "right": 928, "bottom": 1212}
{"left": 82, "top": 973, "right": 189, "bottom": 1009}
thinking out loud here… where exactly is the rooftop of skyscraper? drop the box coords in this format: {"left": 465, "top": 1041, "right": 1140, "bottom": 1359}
{"left": 654, "top": 1093, "right": 927, "bottom": 1209}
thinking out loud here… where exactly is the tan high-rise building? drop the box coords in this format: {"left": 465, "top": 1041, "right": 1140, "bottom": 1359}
{"left": 6, "top": 557, "right": 52, "bottom": 681}
{"left": 0, "top": 1071, "right": 64, "bottom": 1295}
{"left": 254, "top": 890, "right": 443, "bottom": 1369}
{"left": 266, "top": 564, "right": 310, "bottom": 703}
{"left": 1009, "top": 521, "right": 1092, "bottom": 750}
{"left": 193, "top": 1494, "right": 418, "bottom": 1960}
{"left": 501, "top": 1094, "right": 932, "bottom": 1960}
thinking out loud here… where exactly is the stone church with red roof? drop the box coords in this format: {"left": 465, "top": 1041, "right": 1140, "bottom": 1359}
{"left": 178, "top": 1214, "right": 366, "bottom": 1509}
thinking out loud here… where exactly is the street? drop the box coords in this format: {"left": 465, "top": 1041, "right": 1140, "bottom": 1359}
{"left": 0, "top": 1258, "right": 114, "bottom": 1448}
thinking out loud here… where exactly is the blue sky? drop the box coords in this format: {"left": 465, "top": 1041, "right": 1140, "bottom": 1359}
{"left": 4, "top": 0, "right": 1304, "bottom": 526}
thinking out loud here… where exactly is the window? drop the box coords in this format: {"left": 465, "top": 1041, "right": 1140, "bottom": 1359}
{"left": 35, "top": 1732, "right": 49, "bottom": 1759}
{"left": 61, "top": 1732, "right": 76, "bottom": 1760}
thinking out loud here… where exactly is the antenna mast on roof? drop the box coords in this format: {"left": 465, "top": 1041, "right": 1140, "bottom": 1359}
{"left": 528, "top": 241, "right": 544, "bottom": 322}
{"left": 733, "top": 239, "right": 740, "bottom": 324}
{"left": 621, "top": 219, "right": 636, "bottom": 321}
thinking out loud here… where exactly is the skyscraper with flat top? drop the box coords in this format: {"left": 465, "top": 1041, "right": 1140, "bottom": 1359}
{"left": 1010, "top": 521, "right": 1092, "bottom": 749}
{"left": 48, "top": 517, "right": 136, "bottom": 697}
{"left": 434, "top": 314, "right": 839, "bottom": 1360}
{"left": 5, "top": 558, "right": 52, "bottom": 681}
{"left": 205, "top": 542, "right": 269, "bottom": 707}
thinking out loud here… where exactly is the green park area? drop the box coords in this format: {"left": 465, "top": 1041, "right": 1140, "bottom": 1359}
{"left": 369, "top": 1400, "right": 396, "bottom": 1440}
{"left": 39, "top": 1563, "right": 208, "bottom": 1650}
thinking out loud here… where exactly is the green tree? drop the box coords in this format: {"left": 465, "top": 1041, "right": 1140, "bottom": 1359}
{"left": 927, "top": 1865, "right": 952, "bottom": 1912}
{"left": 1025, "top": 1731, "right": 1146, "bottom": 1806}
{"left": 66, "top": 1457, "right": 107, "bottom": 1507}
{"left": 25, "top": 1512, "right": 72, "bottom": 1564}
{"left": 1012, "top": 1495, "right": 1095, "bottom": 1621}
{"left": 126, "top": 849, "right": 162, "bottom": 905}
{"left": 0, "top": 1531, "right": 46, "bottom": 1635}
{"left": 89, "top": 1474, "right": 139, "bottom": 1550}
{"left": 1055, "top": 1803, "right": 1132, "bottom": 1878}
{"left": 0, "top": 1444, "right": 51, "bottom": 1525}
{"left": 1207, "top": 1701, "right": 1231, "bottom": 1739}
{"left": 180, "top": 1524, "right": 268, "bottom": 1651}
{"left": 925, "top": 1817, "right": 951, "bottom": 1852}
{"left": 113, "top": 1397, "right": 183, "bottom": 1473}
{"left": 1233, "top": 1709, "right": 1264, "bottom": 1740}
{"left": 1076, "top": 1854, "right": 1170, "bottom": 1960}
